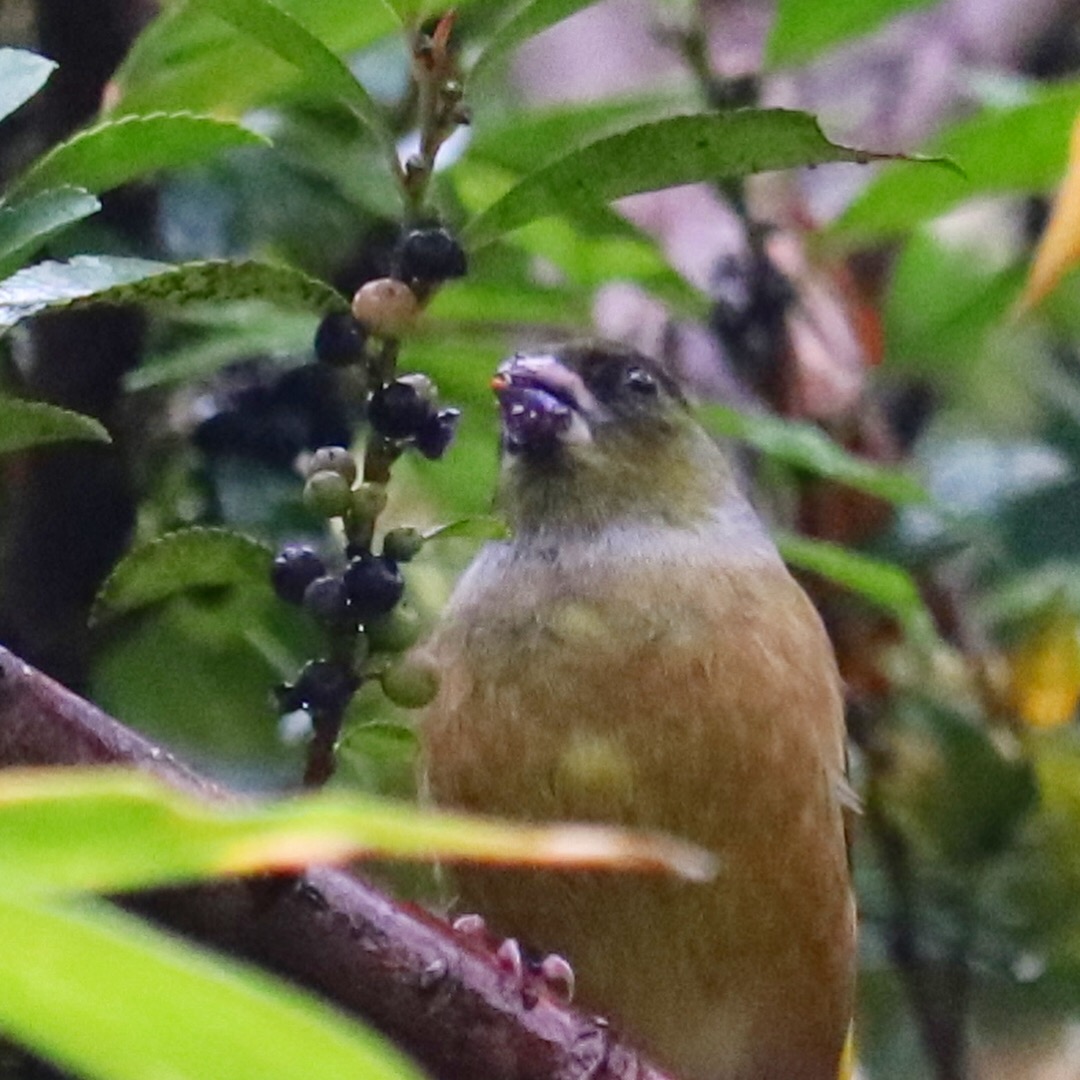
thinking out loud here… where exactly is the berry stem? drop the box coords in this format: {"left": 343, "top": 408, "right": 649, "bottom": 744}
{"left": 303, "top": 710, "right": 344, "bottom": 787}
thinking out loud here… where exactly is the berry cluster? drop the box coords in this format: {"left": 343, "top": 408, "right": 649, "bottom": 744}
{"left": 271, "top": 443, "right": 441, "bottom": 785}
{"left": 313, "top": 224, "right": 466, "bottom": 465}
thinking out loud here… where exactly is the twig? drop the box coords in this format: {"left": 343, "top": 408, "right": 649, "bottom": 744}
{"left": 863, "top": 777, "right": 970, "bottom": 1080}
{"left": 0, "top": 645, "right": 677, "bottom": 1080}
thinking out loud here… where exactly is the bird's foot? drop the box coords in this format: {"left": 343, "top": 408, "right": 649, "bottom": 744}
{"left": 451, "top": 914, "right": 575, "bottom": 1006}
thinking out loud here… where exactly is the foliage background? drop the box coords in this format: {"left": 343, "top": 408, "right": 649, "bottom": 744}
{"left": 5, "top": 0, "right": 1080, "bottom": 1078}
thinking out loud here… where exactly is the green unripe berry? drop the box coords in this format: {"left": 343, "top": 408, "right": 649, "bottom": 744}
{"left": 382, "top": 527, "right": 424, "bottom": 563}
{"left": 350, "top": 482, "right": 388, "bottom": 524}
{"left": 368, "top": 603, "right": 422, "bottom": 654}
{"left": 381, "top": 655, "right": 440, "bottom": 709}
{"left": 304, "top": 470, "right": 352, "bottom": 518}
{"left": 307, "top": 446, "right": 357, "bottom": 485}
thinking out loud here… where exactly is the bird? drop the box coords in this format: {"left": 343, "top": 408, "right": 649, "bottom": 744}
{"left": 418, "top": 341, "right": 855, "bottom": 1080}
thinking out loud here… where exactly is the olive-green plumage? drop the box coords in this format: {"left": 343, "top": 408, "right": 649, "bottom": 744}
{"left": 419, "top": 342, "right": 854, "bottom": 1079}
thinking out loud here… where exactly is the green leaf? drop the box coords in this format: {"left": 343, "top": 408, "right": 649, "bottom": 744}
{"left": 471, "top": 0, "right": 603, "bottom": 83}
{"left": 126, "top": 307, "right": 316, "bottom": 391}
{"left": 185, "top": 0, "right": 397, "bottom": 162}
{"left": 9, "top": 113, "right": 269, "bottom": 200}
{"left": 766, "top": 0, "right": 942, "bottom": 68}
{"left": 0, "top": 187, "right": 101, "bottom": 279}
{"left": 0, "top": 767, "right": 718, "bottom": 894}
{"left": 0, "top": 893, "right": 422, "bottom": 1080}
{"left": 464, "top": 109, "right": 928, "bottom": 248}
{"left": 91, "top": 528, "right": 274, "bottom": 625}
{"left": 833, "top": 79, "right": 1080, "bottom": 244}
{"left": 453, "top": 160, "right": 705, "bottom": 315}
{"left": 776, "top": 533, "right": 937, "bottom": 642}
{"left": 700, "top": 404, "right": 928, "bottom": 504}
{"left": 0, "top": 398, "right": 111, "bottom": 455}
{"left": 0, "top": 48, "right": 56, "bottom": 124}
{"left": 0, "top": 255, "right": 345, "bottom": 331}
{"left": 110, "top": 1, "right": 400, "bottom": 117}
{"left": 467, "top": 92, "right": 698, "bottom": 174}
{"left": 422, "top": 516, "right": 510, "bottom": 542}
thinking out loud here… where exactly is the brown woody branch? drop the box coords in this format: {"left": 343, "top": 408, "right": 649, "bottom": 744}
{"left": 0, "top": 645, "right": 674, "bottom": 1080}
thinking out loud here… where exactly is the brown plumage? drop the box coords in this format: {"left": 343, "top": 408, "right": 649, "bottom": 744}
{"left": 419, "top": 343, "right": 854, "bottom": 1079}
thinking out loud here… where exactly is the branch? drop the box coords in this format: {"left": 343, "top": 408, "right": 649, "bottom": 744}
{"left": 0, "top": 645, "right": 675, "bottom": 1080}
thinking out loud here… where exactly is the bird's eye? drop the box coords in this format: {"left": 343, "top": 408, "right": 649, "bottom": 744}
{"left": 624, "top": 367, "right": 658, "bottom": 395}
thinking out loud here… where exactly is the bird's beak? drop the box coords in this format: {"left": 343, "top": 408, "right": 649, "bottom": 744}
{"left": 492, "top": 354, "right": 596, "bottom": 452}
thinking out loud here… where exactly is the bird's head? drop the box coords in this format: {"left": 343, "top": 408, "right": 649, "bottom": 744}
{"left": 492, "top": 341, "right": 734, "bottom": 535}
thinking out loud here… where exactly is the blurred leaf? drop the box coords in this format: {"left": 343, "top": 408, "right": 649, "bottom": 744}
{"left": 834, "top": 80, "right": 1080, "bottom": 244}
{"left": 701, "top": 404, "right": 928, "bottom": 504}
{"left": 471, "top": 0, "right": 619, "bottom": 82}
{"left": 0, "top": 48, "right": 55, "bottom": 124}
{"left": 185, "top": 0, "right": 397, "bottom": 161}
{"left": 0, "top": 397, "right": 111, "bottom": 455}
{"left": 777, "top": 533, "right": 937, "bottom": 641}
{"left": 92, "top": 528, "right": 273, "bottom": 626}
{"left": 766, "top": 0, "right": 941, "bottom": 68}
{"left": 0, "top": 767, "right": 718, "bottom": 894}
{"left": 981, "top": 562, "right": 1080, "bottom": 629}
{"left": 9, "top": 114, "right": 269, "bottom": 200}
{"left": 884, "top": 229, "right": 1024, "bottom": 378}
{"left": 423, "top": 516, "right": 509, "bottom": 542}
{"left": 0, "top": 188, "right": 101, "bottom": 279}
{"left": 465, "top": 109, "right": 926, "bottom": 248}
{"left": 0, "top": 892, "right": 422, "bottom": 1080}
{"left": 0, "top": 256, "right": 344, "bottom": 330}
{"left": 91, "top": 592, "right": 311, "bottom": 777}
{"left": 1007, "top": 607, "right": 1080, "bottom": 729}
{"left": 882, "top": 701, "right": 1037, "bottom": 865}
{"left": 1019, "top": 109, "right": 1080, "bottom": 312}
{"left": 454, "top": 158, "right": 704, "bottom": 314}
{"left": 111, "top": 0, "right": 399, "bottom": 117}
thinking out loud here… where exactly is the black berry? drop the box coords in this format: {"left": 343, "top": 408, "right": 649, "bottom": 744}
{"left": 272, "top": 544, "right": 326, "bottom": 605}
{"left": 314, "top": 311, "right": 367, "bottom": 367}
{"left": 415, "top": 407, "right": 460, "bottom": 460}
{"left": 368, "top": 374, "right": 436, "bottom": 439}
{"left": 398, "top": 226, "right": 467, "bottom": 282}
{"left": 293, "top": 659, "right": 359, "bottom": 716}
{"left": 344, "top": 555, "right": 404, "bottom": 621}
{"left": 302, "top": 575, "right": 353, "bottom": 628}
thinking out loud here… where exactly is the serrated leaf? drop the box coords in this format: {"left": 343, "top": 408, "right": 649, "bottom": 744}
{"left": 423, "top": 516, "right": 510, "bottom": 542}
{"left": 0, "top": 188, "right": 101, "bottom": 279}
{"left": 777, "top": 533, "right": 937, "bottom": 642}
{"left": 464, "top": 109, "right": 935, "bottom": 248}
{"left": 766, "top": 0, "right": 941, "bottom": 68}
{"left": 0, "top": 49, "right": 55, "bottom": 125}
{"left": 470, "top": 0, "right": 604, "bottom": 83}
{"left": 467, "top": 93, "right": 698, "bottom": 174}
{"left": 0, "top": 255, "right": 345, "bottom": 331}
{"left": 0, "top": 893, "right": 421, "bottom": 1080}
{"left": 0, "top": 398, "right": 111, "bottom": 455}
{"left": 186, "top": 0, "right": 397, "bottom": 164}
{"left": 9, "top": 114, "right": 268, "bottom": 201}
{"left": 0, "top": 767, "right": 717, "bottom": 894}
{"left": 91, "top": 528, "right": 273, "bottom": 625}
{"left": 700, "top": 404, "right": 928, "bottom": 504}
{"left": 833, "top": 79, "right": 1080, "bottom": 244}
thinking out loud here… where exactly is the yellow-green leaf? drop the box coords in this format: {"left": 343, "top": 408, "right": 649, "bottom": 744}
{"left": 0, "top": 768, "right": 718, "bottom": 896}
